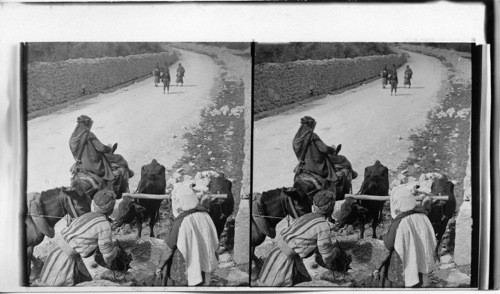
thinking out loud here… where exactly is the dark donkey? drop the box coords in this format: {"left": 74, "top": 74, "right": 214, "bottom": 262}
{"left": 113, "top": 159, "right": 166, "bottom": 238}
{"left": 334, "top": 160, "right": 389, "bottom": 239}
{"left": 25, "top": 187, "right": 92, "bottom": 282}
{"left": 251, "top": 188, "right": 312, "bottom": 277}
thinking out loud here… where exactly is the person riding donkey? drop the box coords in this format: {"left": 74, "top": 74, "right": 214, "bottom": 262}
{"left": 292, "top": 116, "right": 357, "bottom": 203}
{"left": 69, "top": 115, "right": 134, "bottom": 198}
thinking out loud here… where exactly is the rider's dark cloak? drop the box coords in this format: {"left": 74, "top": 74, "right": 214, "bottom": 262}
{"left": 292, "top": 118, "right": 337, "bottom": 182}
{"left": 69, "top": 122, "right": 114, "bottom": 181}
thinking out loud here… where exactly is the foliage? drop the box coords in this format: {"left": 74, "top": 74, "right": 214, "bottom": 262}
{"left": 27, "top": 42, "right": 166, "bottom": 63}
{"left": 255, "top": 43, "right": 394, "bottom": 64}
{"left": 417, "top": 43, "right": 471, "bottom": 53}
{"left": 197, "top": 42, "right": 250, "bottom": 51}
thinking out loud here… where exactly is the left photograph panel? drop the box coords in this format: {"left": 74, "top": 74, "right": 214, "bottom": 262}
{"left": 24, "top": 42, "right": 251, "bottom": 287}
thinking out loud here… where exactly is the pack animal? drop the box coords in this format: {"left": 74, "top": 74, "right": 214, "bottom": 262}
{"left": 25, "top": 187, "right": 91, "bottom": 282}
{"left": 205, "top": 174, "right": 234, "bottom": 250}
{"left": 71, "top": 169, "right": 130, "bottom": 200}
{"left": 250, "top": 187, "right": 312, "bottom": 277}
{"left": 422, "top": 176, "right": 456, "bottom": 255}
{"left": 113, "top": 159, "right": 166, "bottom": 238}
{"left": 334, "top": 160, "right": 389, "bottom": 239}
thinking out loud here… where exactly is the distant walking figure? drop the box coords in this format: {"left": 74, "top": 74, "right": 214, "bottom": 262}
{"left": 389, "top": 64, "right": 398, "bottom": 96}
{"left": 176, "top": 63, "right": 185, "bottom": 86}
{"left": 381, "top": 66, "right": 389, "bottom": 89}
{"left": 153, "top": 64, "right": 161, "bottom": 87}
{"left": 162, "top": 68, "right": 171, "bottom": 94}
{"left": 403, "top": 65, "right": 413, "bottom": 88}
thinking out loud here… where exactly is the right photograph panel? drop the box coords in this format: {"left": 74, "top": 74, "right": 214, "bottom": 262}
{"left": 251, "top": 42, "right": 473, "bottom": 288}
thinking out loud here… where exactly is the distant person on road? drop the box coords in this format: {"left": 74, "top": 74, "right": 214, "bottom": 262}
{"left": 389, "top": 64, "right": 398, "bottom": 96}
{"left": 162, "top": 67, "right": 171, "bottom": 94}
{"left": 403, "top": 65, "right": 413, "bottom": 88}
{"left": 176, "top": 63, "right": 185, "bottom": 86}
{"left": 381, "top": 65, "right": 389, "bottom": 89}
{"left": 153, "top": 64, "right": 161, "bottom": 87}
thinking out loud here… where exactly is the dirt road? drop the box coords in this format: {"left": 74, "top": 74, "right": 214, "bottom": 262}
{"left": 27, "top": 48, "right": 219, "bottom": 193}
{"left": 253, "top": 50, "right": 446, "bottom": 194}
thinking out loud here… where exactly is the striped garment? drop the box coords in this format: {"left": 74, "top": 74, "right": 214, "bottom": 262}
{"left": 257, "top": 213, "right": 336, "bottom": 286}
{"left": 37, "top": 212, "right": 118, "bottom": 286}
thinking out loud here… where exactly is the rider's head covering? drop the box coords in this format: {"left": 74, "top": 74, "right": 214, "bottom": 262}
{"left": 70, "top": 115, "right": 93, "bottom": 157}
{"left": 390, "top": 185, "right": 417, "bottom": 219}
{"left": 93, "top": 190, "right": 116, "bottom": 215}
{"left": 77, "top": 115, "right": 92, "bottom": 126}
{"left": 300, "top": 116, "right": 316, "bottom": 127}
{"left": 313, "top": 190, "right": 336, "bottom": 215}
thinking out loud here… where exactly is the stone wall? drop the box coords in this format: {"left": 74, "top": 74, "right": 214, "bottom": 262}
{"left": 27, "top": 51, "right": 178, "bottom": 113}
{"left": 254, "top": 53, "right": 407, "bottom": 114}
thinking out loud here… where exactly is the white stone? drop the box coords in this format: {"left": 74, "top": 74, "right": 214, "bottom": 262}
{"left": 188, "top": 162, "right": 195, "bottom": 167}
{"left": 397, "top": 174, "right": 406, "bottom": 181}
{"left": 166, "top": 178, "right": 177, "bottom": 187}
{"left": 172, "top": 172, "right": 182, "bottom": 181}
{"left": 417, "top": 180, "right": 433, "bottom": 194}
{"left": 194, "top": 172, "right": 203, "bottom": 180}
{"left": 414, "top": 164, "right": 420, "bottom": 168}
{"left": 220, "top": 105, "right": 230, "bottom": 116}
{"left": 407, "top": 176, "right": 417, "bottom": 183}
{"left": 208, "top": 151, "right": 213, "bottom": 156}
{"left": 390, "top": 179, "right": 401, "bottom": 188}
{"left": 193, "top": 178, "right": 210, "bottom": 192}
{"left": 419, "top": 173, "right": 427, "bottom": 182}
{"left": 439, "top": 263, "right": 455, "bottom": 270}
{"left": 219, "top": 253, "right": 232, "bottom": 263}
{"left": 440, "top": 254, "right": 453, "bottom": 264}
{"left": 446, "top": 107, "right": 456, "bottom": 118}
{"left": 183, "top": 175, "right": 193, "bottom": 181}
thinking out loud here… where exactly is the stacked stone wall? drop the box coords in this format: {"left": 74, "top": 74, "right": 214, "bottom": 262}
{"left": 27, "top": 52, "right": 178, "bottom": 113}
{"left": 254, "top": 53, "right": 407, "bottom": 114}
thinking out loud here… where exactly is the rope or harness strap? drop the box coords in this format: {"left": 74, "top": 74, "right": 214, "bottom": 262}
{"left": 286, "top": 196, "right": 299, "bottom": 219}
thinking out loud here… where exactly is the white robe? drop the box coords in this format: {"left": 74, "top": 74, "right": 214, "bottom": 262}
{"left": 177, "top": 212, "right": 219, "bottom": 286}
{"left": 394, "top": 213, "right": 437, "bottom": 287}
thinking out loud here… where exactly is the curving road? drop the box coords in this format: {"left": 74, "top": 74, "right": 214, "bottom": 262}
{"left": 253, "top": 50, "right": 447, "bottom": 194}
{"left": 27, "top": 48, "right": 219, "bottom": 193}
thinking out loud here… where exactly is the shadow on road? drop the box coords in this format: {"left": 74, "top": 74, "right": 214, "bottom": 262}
{"left": 173, "top": 84, "right": 197, "bottom": 87}
{"left": 393, "top": 93, "right": 412, "bottom": 96}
